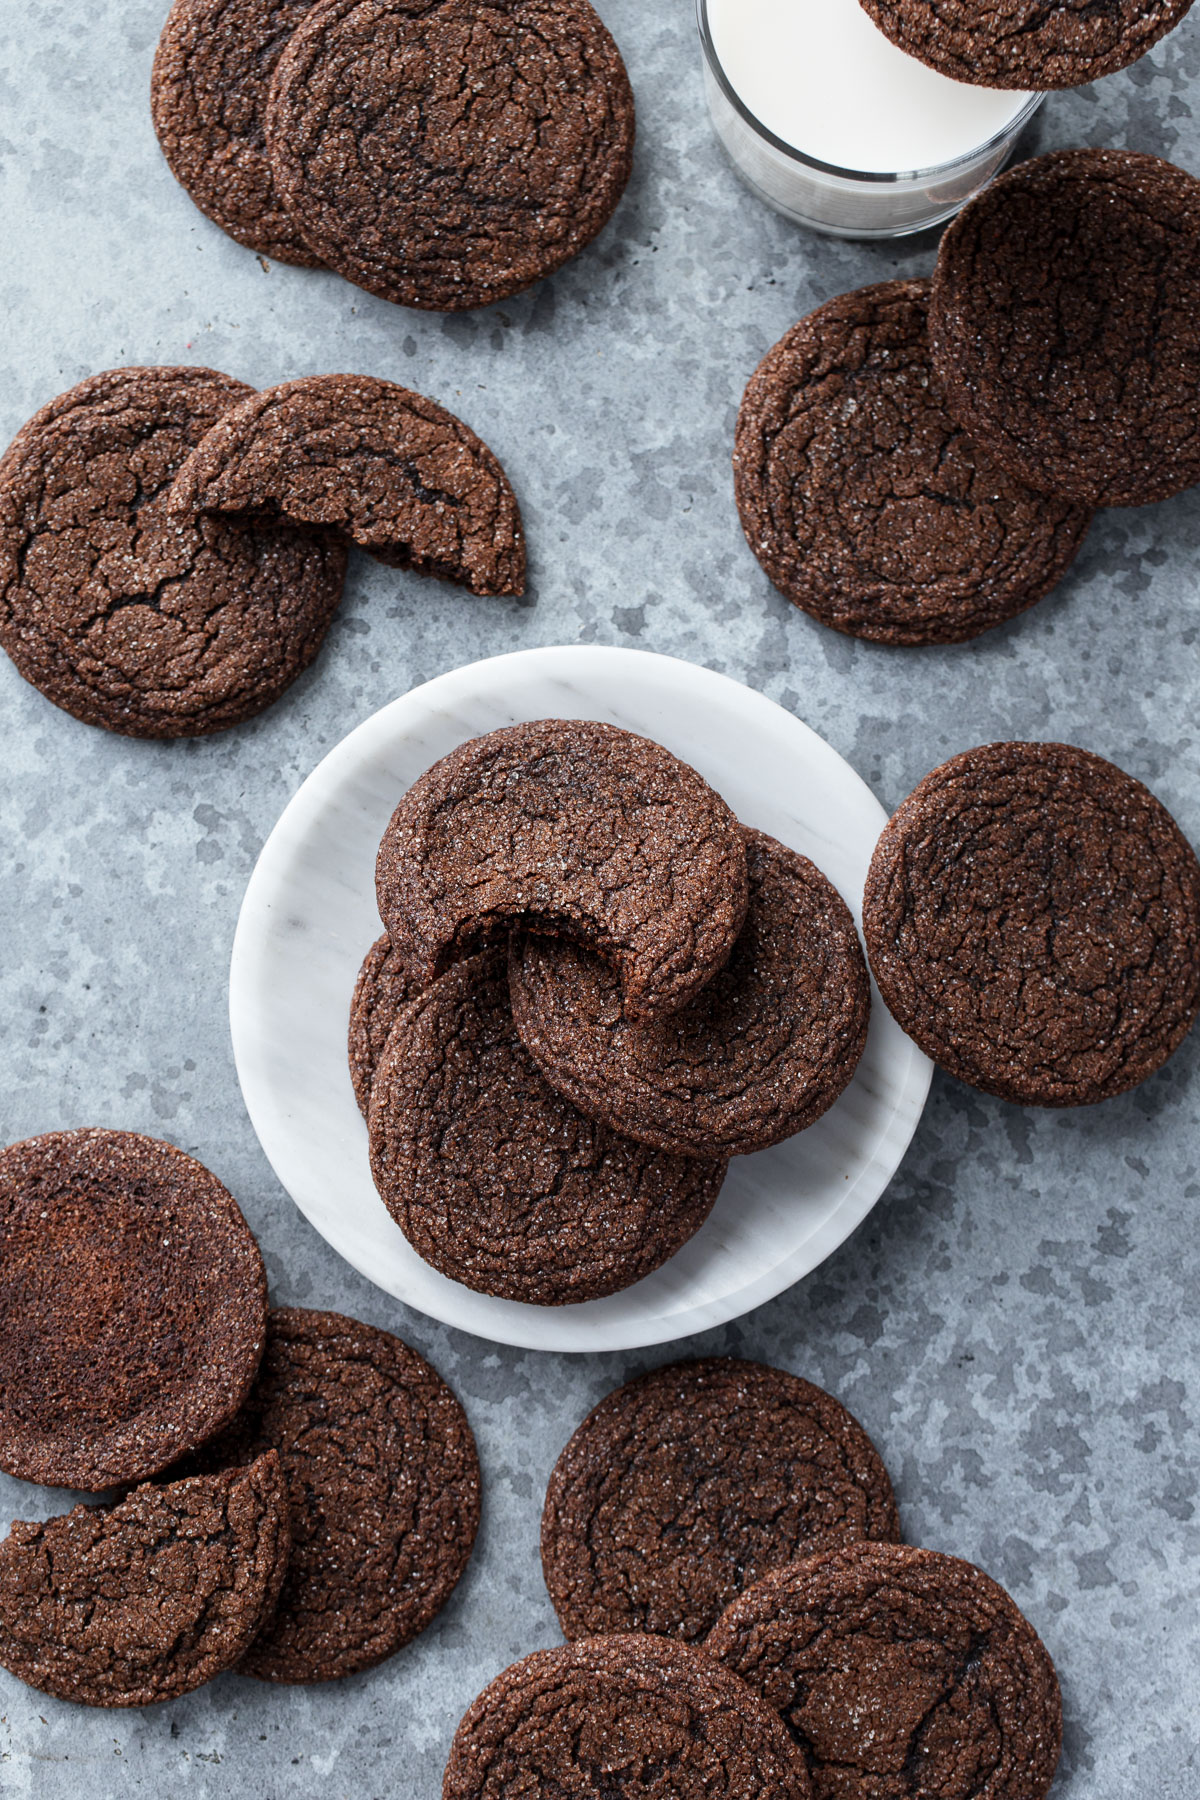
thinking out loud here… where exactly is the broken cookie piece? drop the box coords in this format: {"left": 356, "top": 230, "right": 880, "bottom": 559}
{"left": 166, "top": 374, "right": 525, "bottom": 596}
{"left": 0, "top": 1454, "right": 290, "bottom": 1707}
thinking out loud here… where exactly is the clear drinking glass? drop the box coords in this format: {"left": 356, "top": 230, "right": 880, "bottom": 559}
{"left": 697, "top": 0, "right": 1043, "bottom": 240}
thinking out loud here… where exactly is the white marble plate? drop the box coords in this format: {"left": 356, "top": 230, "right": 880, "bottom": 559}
{"left": 230, "top": 646, "right": 931, "bottom": 1351}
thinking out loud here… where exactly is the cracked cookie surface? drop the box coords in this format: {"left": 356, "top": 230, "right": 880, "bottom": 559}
{"left": 0, "top": 367, "right": 347, "bottom": 736}
{"left": 930, "top": 150, "right": 1200, "bottom": 508}
{"left": 367, "top": 952, "right": 726, "bottom": 1304}
{"left": 734, "top": 281, "right": 1092, "bottom": 646}
{"left": 442, "top": 1633, "right": 813, "bottom": 1800}
{"left": 707, "top": 1542, "right": 1061, "bottom": 1800}
{"left": 178, "top": 1308, "right": 480, "bottom": 1682}
{"left": 375, "top": 720, "right": 748, "bottom": 1021}
{"left": 167, "top": 374, "right": 525, "bottom": 594}
{"left": 859, "top": 0, "right": 1193, "bottom": 89}
{"left": 862, "top": 741, "right": 1200, "bottom": 1106}
{"left": 510, "top": 829, "right": 871, "bottom": 1157}
{"left": 0, "top": 1128, "right": 268, "bottom": 1491}
{"left": 265, "top": 0, "right": 636, "bottom": 310}
{"left": 0, "top": 1453, "right": 290, "bottom": 1707}
{"left": 151, "top": 0, "right": 325, "bottom": 266}
{"left": 348, "top": 934, "right": 424, "bottom": 1117}
{"left": 541, "top": 1358, "right": 900, "bottom": 1642}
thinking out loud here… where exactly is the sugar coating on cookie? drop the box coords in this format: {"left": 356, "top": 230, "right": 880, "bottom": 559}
{"left": 510, "top": 828, "right": 871, "bottom": 1157}
{"left": 265, "top": 0, "right": 636, "bottom": 310}
{"left": 708, "top": 1541, "right": 1062, "bottom": 1800}
{"left": 0, "top": 367, "right": 346, "bottom": 737}
{"left": 179, "top": 1309, "right": 480, "bottom": 1682}
{"left": 375, "top": 719, "right": 749, "bottom": 1022}
{"left": 0, "top": 1127, "right": 268, "bottom": 1491}
{"left": 930, "top": 150, "right": 1200, "bottom": 509}
{"left": 368, "top": 952, "right": 726, "bottom": 1304}
{"left": 0, "top": 1454, "right": 290, "bottom": 1707}
{"left": 167, "top": 374, "right": 526, "bottom": 595}
{"left": 442, "top": 1634, "right": 814, "bottom": 1800}
{"left": 151, "top": 0, "right": 326, "bottom": 266}
{"left": 541, "top": 1358, "right": 900, "bottom": 1641}
{"left": 859, "top": 0, "right": 1193, "bottom": 90}
{"left": 863, "top": 741, "right": 1200, "bottom": 1106}
{"left": 734, "top": 281, "right": 1092, "bottom": 646}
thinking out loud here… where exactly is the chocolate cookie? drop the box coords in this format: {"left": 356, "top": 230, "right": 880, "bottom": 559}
{"left": 367, "top": 953, "right": 726, "bottom": 1304}
{"left": 541, "top": 1358, "right": 900, "bottom": 1642}
{"left": 0, "top": 1128, "right": 268, "bottom": 1490}
{"left": 859, "top": 0, "right": 1194, "bottom": 89}
{"left": 151, "top": 0, "right": 324, "bottom": 266}
{"left": 0, "top": 367, "right": 347, "bottom": 736}
{"left": 348, "top": 934, "right": 424, "bottom": 1117}
{"left": 265, "top": 0, "right": 636, "bottom": 311}
{"left": 862, "top": 742, "right": 1200, "bottom": 1106}
{"left": 930, "top": 150, "right": 1200, "bottom": 508}
{"left": 734, "top": 281, "right": 1092, "bottom": 646}
{"left": 442, "top": 1634, "right": 812, "bottom": 1800}
{"left": 0, "top": 1454, "right": 289, "bottom": 1707}
{"left": 509, "top": 829, "right": 871, "bottom": 1158}
{"left": 167, "top": 374, "right": 525, "bottom": 595}
{"left": 375, "top": 720, "right": 749, "bottom": 1021}
{"left": 179, "top": 1309, "right": 480, "bottom": 1682}
{"left": 707, "top": 1542, "right": 1062, "bottom": 1800}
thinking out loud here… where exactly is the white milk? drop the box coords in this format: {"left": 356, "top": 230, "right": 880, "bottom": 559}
{"left": 706, "top": 0, "right": 1032, "bottom": 176}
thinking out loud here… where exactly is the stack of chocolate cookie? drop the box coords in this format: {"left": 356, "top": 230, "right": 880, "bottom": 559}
{"left": 151, "top": 0, "right": 635, "bottom": 309}
{"left": 0, "top": 367, "right": 522, "bottom": 737}
{"left": 0, "top": 1128, "right": 480, "bottom": 1704}
{"left": 443, "top": 1356, "right": 1063, "bottom": 1800}
{"left": 737, "top": 146, "right": 1200, "bottom": 646}
{"left": 352, "top": 718, "right": 872, "bottom": 1303}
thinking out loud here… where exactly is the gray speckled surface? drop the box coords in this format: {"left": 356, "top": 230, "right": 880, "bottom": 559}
{"left": 1, "top": 2, "right": 1199, "bottom": 1793}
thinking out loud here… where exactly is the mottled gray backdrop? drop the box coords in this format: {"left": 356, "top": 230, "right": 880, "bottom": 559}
{"left": 1, "top": 3, "right": 1198, "bottom": 1795}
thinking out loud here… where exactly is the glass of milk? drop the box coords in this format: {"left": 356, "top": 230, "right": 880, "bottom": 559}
{"left": 698, "top": 0, "right": 1043, "bottom": 237}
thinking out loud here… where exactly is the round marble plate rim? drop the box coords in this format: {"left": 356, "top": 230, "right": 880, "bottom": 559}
{"left": 229, "top": 645, "right": 931, "bottom": 1352}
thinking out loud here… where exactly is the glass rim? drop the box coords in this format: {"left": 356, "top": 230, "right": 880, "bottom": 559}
{"left": 696, "top": 0, "right": 1043, "bottom": 186}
